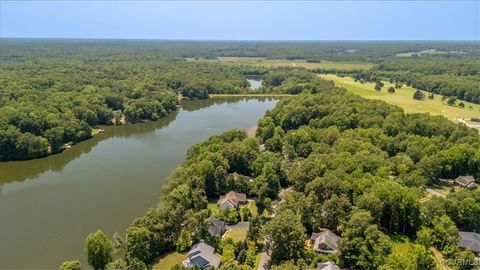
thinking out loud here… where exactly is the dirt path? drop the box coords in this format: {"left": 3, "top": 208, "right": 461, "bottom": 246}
{"left": 257, "top": 249, "right": 271, "bottom": 270}
{"left": 246, "top": 125, "right": 257, "bottom": 137}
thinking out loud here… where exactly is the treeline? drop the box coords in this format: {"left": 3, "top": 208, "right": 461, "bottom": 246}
{"left": 309, "top": 56, "right": 480, "bottom": 105}
{"left": 70, "top": 76, "right": 480, "bottom": 269}
{"left": 258, "top": 69, "right": 335, "bottom": 94}
{"left": 375, "top": 58, "right": 480, "bottom": 76}
{"left": 0, "top": 54, "right": 252, "bottom": 161}
{"left": 361, "top": 58, "right": 480, "bottom": 104}
{"left": 3, "top": 39, "right": 479, "bottom": 63}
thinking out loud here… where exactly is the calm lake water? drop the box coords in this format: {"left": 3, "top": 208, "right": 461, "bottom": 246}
{"left": 0, "top": 97, "right": 279, "bottom": 269}
{"left": 247, "top": 75, "right": 262, "bottom": 90}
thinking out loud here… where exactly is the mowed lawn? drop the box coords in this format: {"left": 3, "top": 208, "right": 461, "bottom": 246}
{"left": 152, "top": 252, "right": 187, "bottom": 270}
{"left": 207, "top": 201, "right": 220, "bottom": 216}
{"left": 319, "top": 74, "right": 480, "bottom": 125}
{"left": 187, "top": 57, "right": 373, "bottom": 71}
{"left": 224, "top": 226, "right": 249, "bottom": 242}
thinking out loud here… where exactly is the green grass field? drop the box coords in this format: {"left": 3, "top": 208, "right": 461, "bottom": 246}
{"left": 224, "top": 226, "right": 248, "bottom": 242}
{"left": 207, "top": 202, "right": 220, "bottom": 216}
{"left": 152, "top": 252, "right": 187, "bottom": 270}
{"left": 187, "top": 57, "right": 374, "bottom": 71}
{"left": 319, "top": 74, "right": 480, "bottom": 127}
{"left": 240, "top": 201, "right": 258, "bottom": 217}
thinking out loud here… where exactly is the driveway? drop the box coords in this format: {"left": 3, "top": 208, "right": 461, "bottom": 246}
{"left": 426, "top": 188, "right": 445, "bottom": 198}
{"left": 257, "top": 250, "right": 271, "bottom": 270}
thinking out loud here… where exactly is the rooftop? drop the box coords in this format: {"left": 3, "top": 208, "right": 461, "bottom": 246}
{"left": 311, "top": 230, "right": 340, "bottom": 254}
{"left": 459, "top": 231, "right": 480, "bottom": 253}
{"left": 218, "top": 191, "right": 247, "bottom": 209}
{"left": 317, "top": 261, "right": 340, "bottom": 270}
{"left": 455, "top": 175, "right": 476, "bottom": 185}
{"left": 185, "top": 241, "right": 221, "bottom": 269}
{"left": 207, "top": 217, "right": 226, "bottom": 237}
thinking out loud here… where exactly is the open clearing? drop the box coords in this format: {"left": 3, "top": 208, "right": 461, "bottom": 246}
{"left": 187, "top": 57, "right": 374, "bottom": 71}
{"left": 396, "top": 49, "right": 449, "bottom": 57}
{"left": 153, "top": 252, "right": 187, "bottom": 270}
{"left": 241, "top": 200, "right": 258, "bottom": 216}
{"left": 224, "top": 226, "right": 248, "bottom": 242}
{"left": 319, "top": 74, "right": 480, "bottom": 127}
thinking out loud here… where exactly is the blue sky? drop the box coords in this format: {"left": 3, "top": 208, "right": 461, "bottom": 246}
{"left": 1, "top": 1, "right": 479, "bottom": 40}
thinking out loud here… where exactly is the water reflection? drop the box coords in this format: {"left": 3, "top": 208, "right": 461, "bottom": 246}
{"left": 246, "top": 75, "right": 262, "bottom": 90}
{"left": 180, "top": 96, "right": 276, "bottom": 111}
{"left": 0, "top": 97, "right": 283, "bottom": 184}
{"left": 0, "top": 111, "right": 179, "bottom": 184}
{"left": 0, "top": 97, "right": 280, "bottom": 269}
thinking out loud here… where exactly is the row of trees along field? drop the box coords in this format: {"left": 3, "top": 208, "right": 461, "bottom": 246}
{"left": 348, "top": 57, "right": 480, "bottom": 104}
{"left": 64, "top": 76, "right": 480, "bottom": 270}
{"left": 0, "top": 54, "right": 258, "bottom": 161}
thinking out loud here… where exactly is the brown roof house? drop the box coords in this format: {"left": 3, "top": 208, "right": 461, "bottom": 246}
{"left": 217, "top": 191, "right": 247, "bottom": 210}
{"left": 455, "top": 175, "right": 478, "bottom": 189}
{"left": 311, "top": 230, "right": 341, "bottom": 254}
{"left": 317, "top": 261, "right": 340, "bottom": 270}
{"left": 459, "top": 231, "right": 480, "bottom": 256}
{"left": 183, "top": 241, "right": 221, "bottom": 269}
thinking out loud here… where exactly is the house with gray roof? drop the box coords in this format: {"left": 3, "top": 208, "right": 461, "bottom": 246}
{"left": 317, "top": 261, "right": 340, "bottom": 270}
{"left": 183, "top": 241, "right": 221, "bottom": 269}
{"left": 455, "top": 175, "right": 478, "bottom": 189}
{"left": 217, "top": 191, "right": 247, "bottom": 210}
{"left": 207, "top": 217, "right": 226, "bottom": 237}
{"left": 311, "top": 230, "right": 341, "bottom": 254}
{"left": 459, "top": 231, "right": 480, "bottom": 256}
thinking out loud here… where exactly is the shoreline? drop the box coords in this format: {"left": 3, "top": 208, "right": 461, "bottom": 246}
{"left": 209, "top": 93, "right": 293, "bottom": 98}
{"left": 1, "top": 96, "right": 278, "bottom": 163}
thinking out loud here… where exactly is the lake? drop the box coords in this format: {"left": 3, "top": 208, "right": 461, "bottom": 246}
{"left": 246, "top": 75, "right": 262, "bottom": 90}
{"left": 0, "top": 97, "right": 279, "bottom": 269}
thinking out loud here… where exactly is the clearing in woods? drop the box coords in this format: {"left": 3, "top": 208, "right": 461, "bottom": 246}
{"left": 319, "top": 74, "right": 480, "bottom": 129}
{"left": 187, "top": 57, "right": 374, "bottom": 71}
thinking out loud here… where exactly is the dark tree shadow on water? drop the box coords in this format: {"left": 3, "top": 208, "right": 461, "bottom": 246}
{"left": 0, "top": 97, "right": 280, "bottom": 185}
{"left": 0, "top": 111, "right": 178, "bottom": 184}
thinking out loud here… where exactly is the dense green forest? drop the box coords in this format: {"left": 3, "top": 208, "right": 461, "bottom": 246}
{"left": 2, "top": 39, "right": 479, "bottom": 62}
{"left": 0, "top": 52, "right": 256, "bottom": 161}
{"left": 68, "top": 74, "right": 480, "bottom": 270}
{"left": 1, "top": 39, "right": 479, "bottom": 159}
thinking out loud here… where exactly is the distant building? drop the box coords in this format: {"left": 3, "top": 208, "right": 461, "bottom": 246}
{"left": 454, "top": 175, "right": 478, "bottom": 189}
{"left": 311, "top": 230, "right": 341, "bottom": 254}
{"left": 218, "top": 191, "right": 247, "bottom": 210}
{"left": 207, "top": 217, "right": 226, "bottom": 237}
{"left": 459, "top": 231, "right": 480, "bottom": 256}
{"left": 183, "top": 241, "right": 221, "bottom": 269}
{"left": 317, "top": 261, "right": 340, "bottom": 270}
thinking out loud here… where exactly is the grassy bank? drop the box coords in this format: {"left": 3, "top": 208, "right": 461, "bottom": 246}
{"left": 319, "top": 74, "right": 480, "bottom": 127}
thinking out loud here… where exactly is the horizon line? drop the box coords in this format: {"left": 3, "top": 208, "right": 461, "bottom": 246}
{"left": 1, "top": 37, "right": 479, "bottom": 43}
